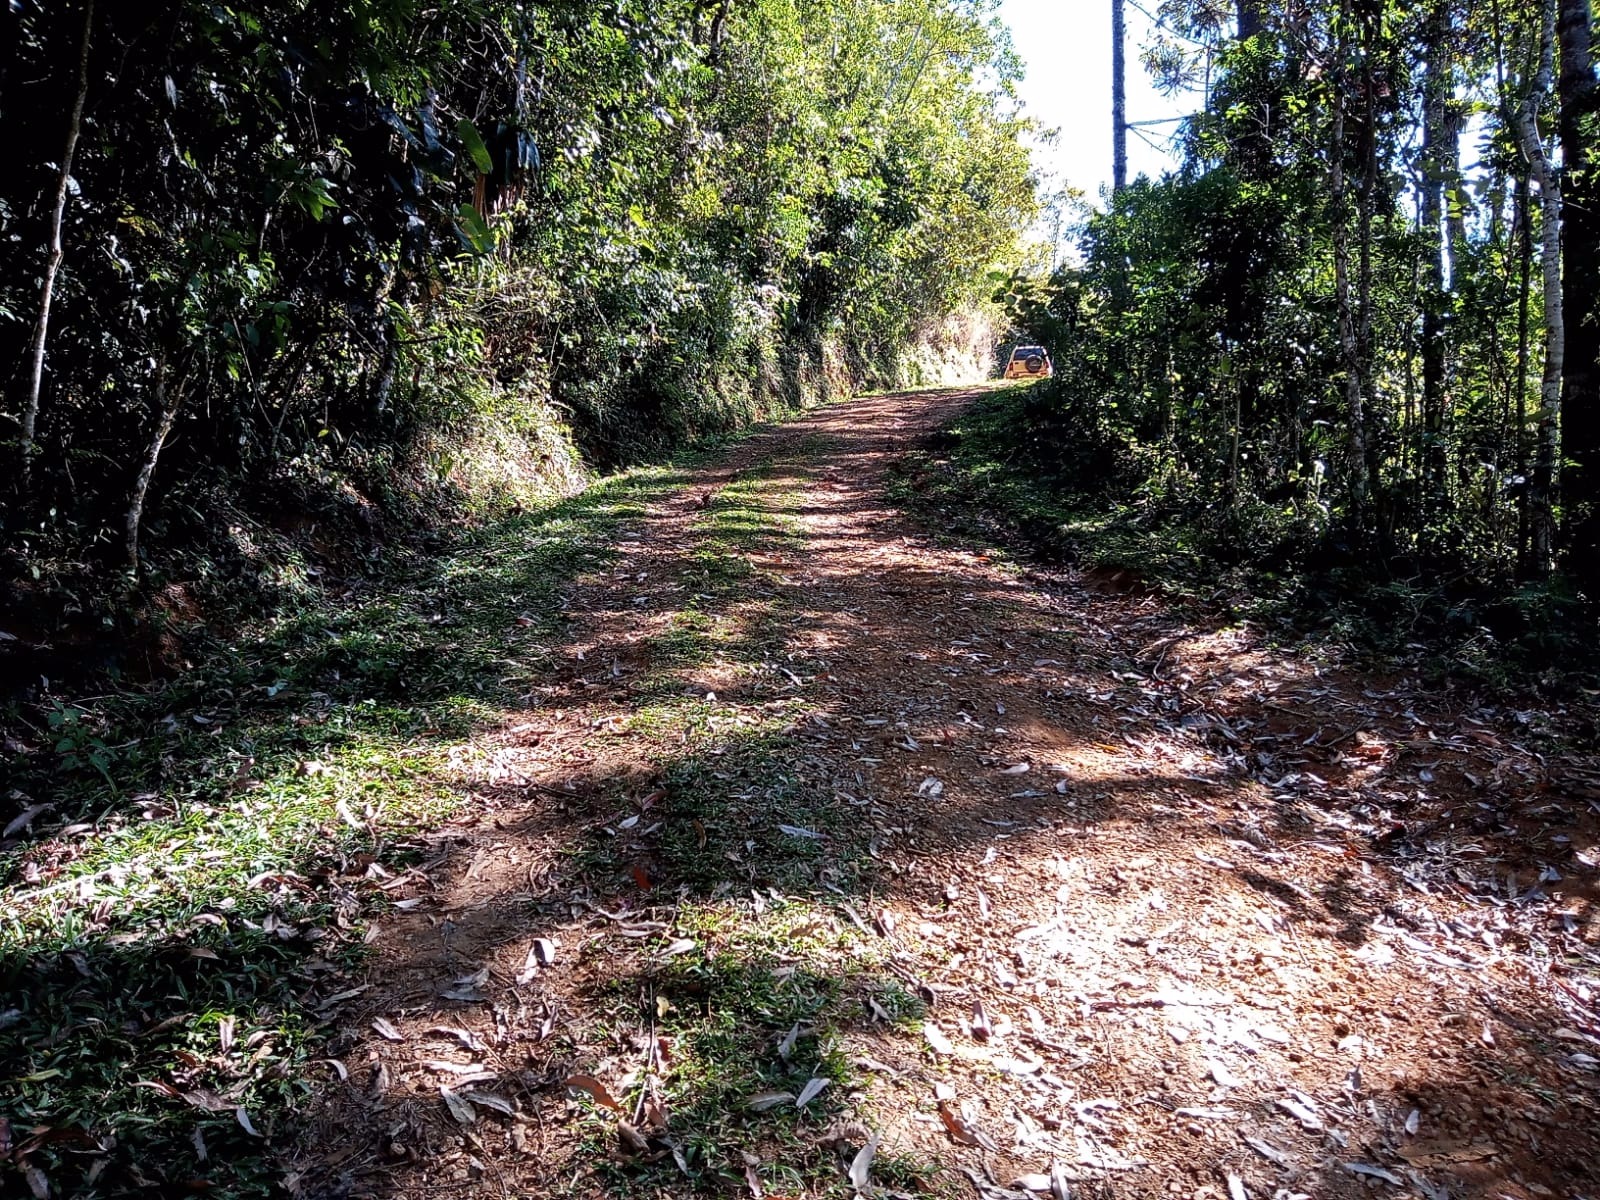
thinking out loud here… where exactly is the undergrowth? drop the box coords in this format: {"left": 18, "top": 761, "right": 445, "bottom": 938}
{"left": 889, "top": 384, "right": 1599, "bottom": 692}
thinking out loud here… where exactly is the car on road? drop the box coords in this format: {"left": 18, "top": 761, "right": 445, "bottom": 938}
{"left": 1003, "top": 344, "right": 1052, "bottom": 380}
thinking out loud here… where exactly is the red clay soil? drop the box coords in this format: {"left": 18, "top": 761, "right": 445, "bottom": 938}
{"left": 291, "top": 385, "right": 1600, "bottom": 1200}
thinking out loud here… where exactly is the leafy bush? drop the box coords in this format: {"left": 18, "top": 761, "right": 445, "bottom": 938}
{"left": 1, "top": 0, "right": 1036, "bottom": 626}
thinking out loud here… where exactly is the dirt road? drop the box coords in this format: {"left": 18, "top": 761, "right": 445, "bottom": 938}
{"left": 298, "top": 385, "right": 1600, "bottom": 1200}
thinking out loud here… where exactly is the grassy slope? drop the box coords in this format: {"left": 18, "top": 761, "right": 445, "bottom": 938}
{"left": 2, "top": 460, "right": 693, "bottom": 1195}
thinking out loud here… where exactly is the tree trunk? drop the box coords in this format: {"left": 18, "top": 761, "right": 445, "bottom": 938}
{"left": 1330, "top": 7, "right": 1369, "bottom": 519}
{"left": 1558, "top": 0, "right": 1600, "bottom": 589}
{"left": 1517, "top": 0, "right": 1563, "bottom": 576}
{"left": 126, "top": 369, "right": 184, "bottom": 576}
{"left": 1112, "top": 0, "right": 1128, "bottom": 193}
{"left": 1237, "top": 0, "right": 1264, "bottom": 41}
{"left": 1355, "top": 7, "right": 1382, "bottom": 508}
{"left": 1443, "top": 102, "right": 1471, "bottom": 278}
{"left": 1516, "top": 173, "right": 1533, "bottom": 571}
{"left": 18, "top": 0, "right": 95, "bottom": 493}
{"left": 1420, "top": 1, "right": 1451, "bottom": 520}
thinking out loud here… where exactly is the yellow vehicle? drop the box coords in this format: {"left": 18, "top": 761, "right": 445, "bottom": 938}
{"left": 1003, "top": 344, "right": 1053, "bottom": 380}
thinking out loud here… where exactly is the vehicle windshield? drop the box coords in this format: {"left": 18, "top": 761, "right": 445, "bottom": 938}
{"left": 1012, "top": 346, "right": 1044, "bottom": 359}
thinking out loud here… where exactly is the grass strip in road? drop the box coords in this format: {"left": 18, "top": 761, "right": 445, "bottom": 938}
{"left": 548, "top": 449, "right": 940, "bottom": 1198}
{"left": 566, "top": 900, "right": 935, "bottom": 1200}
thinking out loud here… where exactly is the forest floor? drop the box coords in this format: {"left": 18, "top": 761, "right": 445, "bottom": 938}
{"left": 5, "top": 385, "right": 1600, "bottom": 1200}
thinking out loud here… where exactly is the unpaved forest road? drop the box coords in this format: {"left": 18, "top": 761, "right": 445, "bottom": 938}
{"left": 298, "top": 385, "right": 1600, "bottom": 1200}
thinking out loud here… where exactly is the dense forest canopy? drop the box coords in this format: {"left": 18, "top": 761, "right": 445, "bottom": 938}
{"left": 1003, "top": 0, "right": 1600, "bottom": 669}
{"left": 1, "top": 0, "right": 1035, "bottom": 608}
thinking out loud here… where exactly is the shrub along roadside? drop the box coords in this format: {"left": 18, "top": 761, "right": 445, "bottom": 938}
{"left": 2, "top": 0, "right": 1034, "bottom": 614}
{"left": 889, "top": 384, "right": 1597, "bottom": 692}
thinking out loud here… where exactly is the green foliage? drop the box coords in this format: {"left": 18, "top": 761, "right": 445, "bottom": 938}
{"left": 0, "top": 0, "right": 1037, "bottom": 599}
{"left": 899, "top": 382, "right": 1599, "bottom": 688}
{"left": 45, "top": 703, "right": 116, "bottom": 785}
{"left": 992, "top": 2, "right": 1599, "bottom": 671}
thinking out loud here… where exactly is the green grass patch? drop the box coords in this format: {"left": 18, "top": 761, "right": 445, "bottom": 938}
{"left": 572, "top": 902, "right": 927, "bottom": 1198}
{"left": 632, "top": 456, "right": 808, "bottom": 706}
{"left": 0, "top": 464, "right": 693, "bottom": 1197}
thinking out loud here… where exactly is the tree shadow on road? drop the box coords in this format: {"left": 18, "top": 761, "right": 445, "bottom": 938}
{"left": 5, "top": 389, "right": 1598, "bottom": 1200}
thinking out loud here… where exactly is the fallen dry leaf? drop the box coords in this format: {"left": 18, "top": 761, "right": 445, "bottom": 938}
{"left": 1344, "top": 1163, "right": 1402, "bottom": 1185}
{"left": 848, "top": 1133, "right": 881, "bottom": 1193}
{"left": 1242, "top": 1136, "right": 1289, "bottom": 1168}
{"left": 3, "top": 803, "right": 52, "bottom": 840}
{"left": 461, "top": 1090, "right": 515, "bottom": 1116}
{"left": 778, "top": 1023, "right": 801, "bottom": 1061}
{"left": 371, "top": 1017, "right": 403, "bottom": 1042}
{"left": 567, "top": 1073, "right": 625, "bottom": 1113}
{"left": 1275, "top": 1095, "right": 1321, "bottom": 1130}
{"left": 970, "top": 998, "right": 993, "bottom": 1042}
{"left": 441, "top": 1085, "right": 477, "bottom": 1125}
{"left": 938, "top": 1100, "right": 999, "bottom": 1151}
{"left": 617, "top": 1120, "right": 651, "bottom": 1154}
{"left": 745, "top": 1091, "right": 797, "bottom": 1112}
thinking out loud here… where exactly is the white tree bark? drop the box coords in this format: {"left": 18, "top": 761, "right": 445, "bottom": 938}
{"left": 126, "top": 370, "right": 183, "bottom": 575}
{"left": 1514, "top": 0, "right": 1563, "bottom": 575}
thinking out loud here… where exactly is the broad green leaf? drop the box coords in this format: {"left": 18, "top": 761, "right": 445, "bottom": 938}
{"left": 456, "top": 118, "right": 494, "bottom": 175}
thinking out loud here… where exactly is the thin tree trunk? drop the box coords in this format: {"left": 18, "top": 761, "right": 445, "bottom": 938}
{"left": 1516, "top": 174, "right": 1533, "bottom": 570}
{"left": 1515, "top": 0, "right": 1563, "bottom": 576}
{"left": 1356, "top": 11, "right": 1381, "bottom": 504}
{"left": 1330, "top": 8, "right": 1369, "bottom": 518}
{"left": 708, "top": 0, "right": 732, "bottom": 62}
{"left": 126, "top": 370, "right": 183, "bottom": 576}
{"left": 1558, "top": 0, "right": 1600, "bottom": 585}
{"left": 1421, "top": 1, "right": 1451, "bottom": 520}
{"left": 1113, "top": 0, "right": 1128, "bottom": 193}
{"left": 1229, "top": 356, "right": 1242, "bottom": 506}
{"left": 18, "top": 0, "right": 95, "bottom": 492}
{"left": 1444, "top": 103, "right": 1471, "bottom": 278}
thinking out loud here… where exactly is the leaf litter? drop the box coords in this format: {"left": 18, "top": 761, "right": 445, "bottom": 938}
{"left": 280, "top": 389, "right": 1600, "bottom": 1200}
